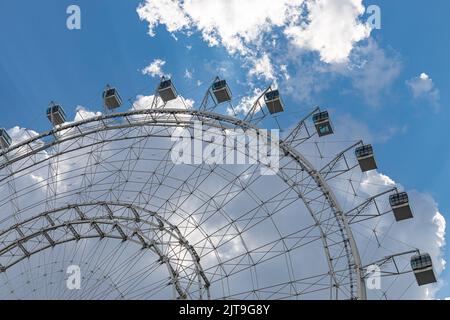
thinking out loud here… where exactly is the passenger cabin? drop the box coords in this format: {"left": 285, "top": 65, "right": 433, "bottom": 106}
{"left": 410, "top": 253, "right": 437, "bottom": 286}
{"left": 355, "top": 144, "right": 377, "bottom": 172}
{"left": 313, "top": 111, "right": 334, "bottom": 137}
{"left": 0, "top": 128, "right": 12, "bottom": 149}
{"left": 389, "top": 192, "right": 413, "bottom": 221}
{"left": 46, "top": 102, "right": 67, "bottom": 126}
{"left": 158, "top": 79, "right": 178, "bottom": 103}
{"left": 212, "top": 79, "right": 232, "bottom": 104}
{"left": 264, "top": 90, "right": 285, "bottom": 114}
{"left": 103, "top": 86, "right": 122, "bottom": 110}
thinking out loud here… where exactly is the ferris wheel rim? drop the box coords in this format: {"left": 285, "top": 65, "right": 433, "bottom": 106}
{"left": 0, "top": 107, "right": 366, "bottom": 300}
{"left": 0, "top": 200, "right": 213, "bottom": 299}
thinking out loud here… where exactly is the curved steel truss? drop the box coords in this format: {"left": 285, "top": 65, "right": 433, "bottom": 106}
{"left": 0, "top": 201, "right": 210, "bottom": 299}
{"left": 0, "top": 107, "right": 423, "bottom": 300}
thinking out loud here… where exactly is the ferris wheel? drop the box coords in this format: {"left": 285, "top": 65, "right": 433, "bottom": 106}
{"left": 0, "top": 76, "right": 437, "bottom": 300}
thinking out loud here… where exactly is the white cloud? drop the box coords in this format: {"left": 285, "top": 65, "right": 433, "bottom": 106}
{"left": 141, "top": 58, "right": 167, "bottom": 77}
{"left": 133, "top": 94, "right": 194, "bottom": 110}
{"left": 280, "top": 55, "right": 334, "bottom": 103}
{"left": 360, "top": 171, "right": 395, "bottom": 195}
{"left": 137, "top": 0, "right": 371, "bottom": 64}
{"left": 344, "top": 39, "right": 402, "bottom": 106}
{"left": 281, "top": 39, "right": 402, "bottom": 105}
{"left": 138, "top": 0, "right": 301, "bottom": 55}
{"left": 248, "top": 53, "right": 276, "bottom": 82}
{"left": 406, "top": 73, "right": 440, "bottom": 106}
{"left": 228, "top": 88, "right": 264, "bottom": 116}
{"left": 136, "top": 0, "right": 400, "bottom": 106}
{"left": 6, "top": 126, "right": 39, "bottom": 144}
{"left": 136, "top": 1, "right": 406, "bottom": 106}
{"left": 284, "top": 0, "right": 371, "bottom": 64}
{"left": 137, "top": 0, "right": 191, "bottom": 36}
{"left": 74, "top": 106, "right": 102, "bottom": 122}
{"left": 280, "top": 64, "right": 290, "bottom": 81}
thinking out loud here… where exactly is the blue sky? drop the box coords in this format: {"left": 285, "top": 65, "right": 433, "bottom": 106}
{"left": 0, "top": 0, "right": 449, "bottom": 298}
